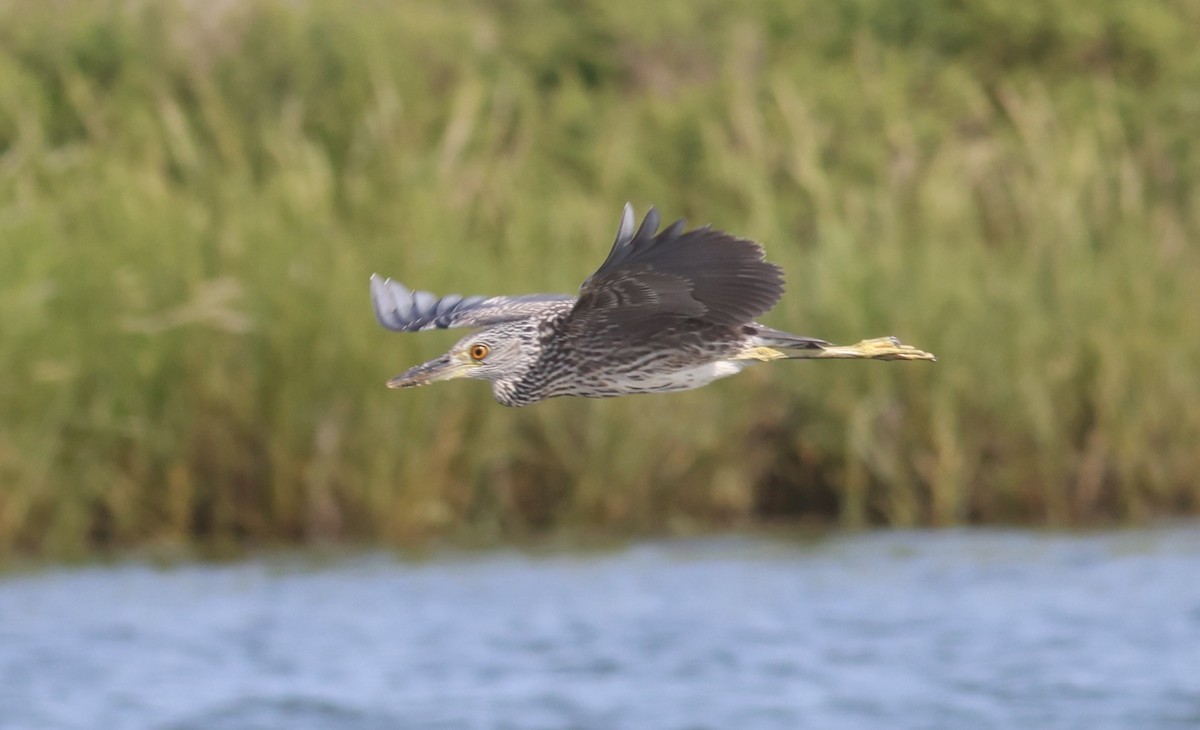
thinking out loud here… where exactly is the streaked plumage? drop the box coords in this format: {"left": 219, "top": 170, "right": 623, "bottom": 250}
{"left": 372, "top": 205, "right": 934, "bottom": 407}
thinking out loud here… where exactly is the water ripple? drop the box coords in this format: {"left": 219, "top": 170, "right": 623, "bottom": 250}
{"left": 1, "top": 527, "right": 1198, "bottom": 730}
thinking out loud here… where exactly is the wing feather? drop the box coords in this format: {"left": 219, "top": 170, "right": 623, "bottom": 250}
{"left": 567, "top": 205, "right": 785, "bottom": 335}
{"left": 371, "top": 274, "right": 572, "bottom": 332}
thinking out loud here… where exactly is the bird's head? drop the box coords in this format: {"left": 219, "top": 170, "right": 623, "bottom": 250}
{"left": 386, "top": 321, "right": 539, "bottom": 404}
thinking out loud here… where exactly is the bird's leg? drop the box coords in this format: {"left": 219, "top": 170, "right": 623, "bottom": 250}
{"left": 738, "top": 346, "right": 790, "bottom": 362}
{"left": 798, "top": 336, "right": 936, "bottom": 362}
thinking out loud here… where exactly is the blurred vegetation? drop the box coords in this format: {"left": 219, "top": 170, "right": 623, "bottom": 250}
{"left": 1, "top": 0, "right": 1199, "bottom": 558}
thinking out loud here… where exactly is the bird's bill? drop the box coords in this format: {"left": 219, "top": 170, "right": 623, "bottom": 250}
{"left": 387, "top": 353, "right": 472, "bottom": 388}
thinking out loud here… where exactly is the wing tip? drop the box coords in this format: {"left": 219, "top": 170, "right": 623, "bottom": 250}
{"left": 636, "top": 206, "right": 661, "bottom": 241}
{"left": 616, "top": 203, "right": 636, "bottom": 247}
{"left": 370, "top": 273, "right": 414, "bottom": 331}
{"left": 614, "top": 203, "right": 673, "bottom": 246}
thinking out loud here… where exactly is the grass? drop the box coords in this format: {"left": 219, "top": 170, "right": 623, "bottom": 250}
{"left": 1, "top": 0, "right": 1199, "bottom": 558}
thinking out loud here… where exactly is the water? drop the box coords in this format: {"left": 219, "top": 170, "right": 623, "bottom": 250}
{"left": 1, "top": 529, "right": 1198, "bottom": 730}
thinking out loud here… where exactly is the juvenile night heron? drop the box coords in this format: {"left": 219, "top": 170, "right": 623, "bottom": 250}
{"left": 372, "top": 205, "right": 934, "bottom": 407}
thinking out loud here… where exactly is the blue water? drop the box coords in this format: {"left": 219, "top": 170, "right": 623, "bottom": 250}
{"left": 1, "top": 528, "right": 1198, "bottom": 730}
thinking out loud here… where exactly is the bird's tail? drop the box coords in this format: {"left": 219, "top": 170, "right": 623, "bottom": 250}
{"left": 749, "top": 325, "right": 829, "bottom": 351}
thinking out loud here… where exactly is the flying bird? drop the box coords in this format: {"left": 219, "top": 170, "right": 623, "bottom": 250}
{"left": 372, "top": 205, "right": 934, "bottom": 407}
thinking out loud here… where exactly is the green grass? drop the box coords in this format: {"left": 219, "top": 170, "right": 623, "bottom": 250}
{"left": 2, "top": 0, "right": 1199, "bottom": 558}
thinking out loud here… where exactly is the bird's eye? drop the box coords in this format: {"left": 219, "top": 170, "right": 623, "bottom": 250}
{"left": 469, "top": 343, "right": 490, "bottom": 361}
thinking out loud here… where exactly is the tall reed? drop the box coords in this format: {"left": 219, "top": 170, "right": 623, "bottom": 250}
{"left": 1, "top": 0, "right": 1198, "bottom": 557}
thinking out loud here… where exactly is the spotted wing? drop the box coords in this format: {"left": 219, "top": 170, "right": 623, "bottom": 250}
{"left": 371, "top": 274, "right": 572, "bottom": 332}
{"left": 565, "top": 204, "right": 785, "bottom": 335}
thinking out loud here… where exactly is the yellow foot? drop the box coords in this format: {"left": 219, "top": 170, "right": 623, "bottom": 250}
{"left": 816, "top": 336, "right": 936, "bottom": 362}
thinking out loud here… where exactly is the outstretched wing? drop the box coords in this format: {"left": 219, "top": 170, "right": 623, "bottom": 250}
{"left": 371, "top": 274, "right": 573, "bottom": 332}
{"left": 566, "top": 204, "right": 785, "bottom": 335}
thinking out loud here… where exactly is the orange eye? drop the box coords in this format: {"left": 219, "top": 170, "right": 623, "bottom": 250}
{"left": 469, "top": 343, "right": 490, "bottom": 361}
